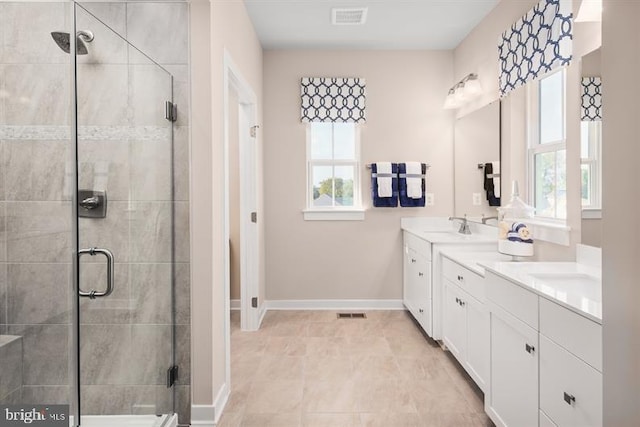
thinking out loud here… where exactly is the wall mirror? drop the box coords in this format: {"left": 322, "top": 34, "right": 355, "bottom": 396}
{"left": 580, "top": 47, "right": 602, "bottom": 247}
{"left": 453, "top": 100, "right": 501, "bottom": 219}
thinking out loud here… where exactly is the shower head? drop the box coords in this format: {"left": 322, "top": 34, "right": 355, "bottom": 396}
{"left": 51, "top": 30, "right": 94, "bottom": 55}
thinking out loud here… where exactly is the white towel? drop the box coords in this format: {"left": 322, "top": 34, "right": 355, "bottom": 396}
{"left": 406, "top": 162, "right": 423, "bottom": 199}
{"left": 376, "top": 162, "right": 393, "bottom": 198}
{"left": 492, "top": 161, "right": 501, "bottom": 198}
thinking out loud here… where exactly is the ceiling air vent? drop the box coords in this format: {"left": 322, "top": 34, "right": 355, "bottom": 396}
{"left": 332, "top": 7, "right": 368, "bottom": 25}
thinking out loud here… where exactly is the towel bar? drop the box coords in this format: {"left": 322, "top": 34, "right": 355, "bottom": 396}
{"left": 366, "top": 163, "right": 431, "bottom": 170}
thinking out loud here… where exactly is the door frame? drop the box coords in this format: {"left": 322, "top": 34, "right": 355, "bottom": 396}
{"left": 222, "top": 51, "right": 260, "bottom": 359}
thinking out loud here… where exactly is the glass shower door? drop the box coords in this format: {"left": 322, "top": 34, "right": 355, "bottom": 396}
{"left": 0, "top": 0, "right": 76, "bottom": 421}
{"left": 74, "top": 4, "right": 175, "bottom": 425}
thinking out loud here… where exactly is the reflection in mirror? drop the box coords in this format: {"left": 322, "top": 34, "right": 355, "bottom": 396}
{"left": 454, "top": 101, "right": 501, "bottom": 219}
{"left": 580, "top": 47, "right": 602, "bottom": 247}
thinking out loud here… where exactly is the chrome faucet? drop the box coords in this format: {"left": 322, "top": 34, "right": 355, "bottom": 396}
{"left": 481, "top": 215, "right": 499, "bottom": 224}
{"left": 449, "top": 215, "right": 472, "bottom": 235}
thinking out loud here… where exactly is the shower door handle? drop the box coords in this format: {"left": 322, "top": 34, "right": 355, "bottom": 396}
{"left": 78, "top": 247, "right": 114, "bottom": 299}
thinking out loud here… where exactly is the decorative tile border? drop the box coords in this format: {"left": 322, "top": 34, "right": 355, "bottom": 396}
{"left": 0, "top": 125, "right": 171, "bottom": 141}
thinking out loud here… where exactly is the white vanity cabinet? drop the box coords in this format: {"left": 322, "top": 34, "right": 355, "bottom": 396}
{"left": 403, "top": 231, "right": 432, "bottom": 334}
{"left": 487, "top": 298, "right": 539, "bottom": 427}
{"left": 442, "top": 257, "right": 490, "bottom": 391}
{"left": 538, "top": 299, "right": 603, "bottom": 427}
{"left": 402, "top": 226, "right": 497, "bottom": 340}
{"left": 485, "top": 269, "right": 603, "bottom": 427}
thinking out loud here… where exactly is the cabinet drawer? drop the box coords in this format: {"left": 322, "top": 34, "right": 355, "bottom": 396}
{"left": 486, "top": 271, "right": 538, "bottom": 330}
{"left": 540, "top": 335, "right": 602, "bottom": 427}
{"left": 442, "top": 257, "right": 486, "bottom": 302}
{"left": 540, "top": 298, "right": 602, "bottom": 371}
{"left": 403, "top": 231, "right": 431, "bottom": 260}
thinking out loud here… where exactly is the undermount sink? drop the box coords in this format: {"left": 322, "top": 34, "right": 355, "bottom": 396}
{"left": 529, "top": 272, "right": 601, "bottom": 300}
{"left": 422, "top": 230, "right": 472, "bottom": 236}
{"left": 420, "top": 230, "right": 497, "bottom": 242}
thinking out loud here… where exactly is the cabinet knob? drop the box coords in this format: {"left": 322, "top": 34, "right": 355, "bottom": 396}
{"left": 455, "top": 297, "right": 459, "bottom": 304}
{"left": 460, "top": 300, "right": 465, "bottom": 307}
{"left": 563, "top": 392, "right": 576, "bottom": 406}
{"left": 411, "top": 259, "right": 416, "bottom": 263}
{"left": 457, "top": 275, "right": 462, "bottom": 280}
{"left": 419, "top": 308, "right": 424, "bottom": 313}
{"left": 525, "top": 344, "right": 535, "bottom": 354}
{"left": 418, "top": 272, "right": 424, "bottom": 277}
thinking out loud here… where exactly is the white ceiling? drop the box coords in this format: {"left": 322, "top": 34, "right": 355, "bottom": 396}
{"left": 243, "top": 0, "right": 500, "bottom": 50}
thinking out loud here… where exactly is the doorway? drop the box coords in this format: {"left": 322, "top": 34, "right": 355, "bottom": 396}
{"left": 223, "top": 51, "right": 260, "bottom": 340}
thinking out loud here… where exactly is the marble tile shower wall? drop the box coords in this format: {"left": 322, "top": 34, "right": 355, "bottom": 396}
{"left": 0, "top": 2, "right": 191, "bottom": 425}
{"left": 0, "top": 1, "right": 74, "bottom": 408}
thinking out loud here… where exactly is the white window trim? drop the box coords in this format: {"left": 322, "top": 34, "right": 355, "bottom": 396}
{"left": 582, "top": 209, "right": 602, "bottom": 219}
{"left": 304, "top": 123, "right": 365, "bottom": 221}
{"left": 527, "top": 68, "right": 568, "bottom": 222}
{"left": 580, "top": 120, "right": 602, "bottom": 210}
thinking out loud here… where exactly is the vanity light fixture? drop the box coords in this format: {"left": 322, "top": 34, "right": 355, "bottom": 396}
{"left": 444, "top": 73, "right": 483, "bottom": 109}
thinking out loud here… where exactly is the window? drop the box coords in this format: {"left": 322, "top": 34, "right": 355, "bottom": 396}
{"left": 306, "top": 122, "right": 361, "bottom": 212}
{"left": 528, "top": 69, "right": 567, "bottom": 220}
{"left": 580, "top": 120, "right": 602, "bottom": 209}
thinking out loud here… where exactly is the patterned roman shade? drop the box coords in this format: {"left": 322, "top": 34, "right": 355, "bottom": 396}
{"left": 498, "top": 0, "right": 573, "bottom": 97}
{"left": 301, "top": 77, "right": 366, "bottom": 123}
{"left": 582, "top": 77, "right": 602, "bottom": 121}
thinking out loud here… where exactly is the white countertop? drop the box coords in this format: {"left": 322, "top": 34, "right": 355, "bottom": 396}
{"left": 481, "top": 261, "right": 602, "bottom": 323}
{"left": 440, "top": 250, "right": 513, "bottom": 276}
{"left": 401, "top": 217, "right": 499, "bottom": 244}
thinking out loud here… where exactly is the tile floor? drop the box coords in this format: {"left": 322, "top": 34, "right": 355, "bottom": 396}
{"left": 218, "top": 310, "right": 495, "bottom": 427}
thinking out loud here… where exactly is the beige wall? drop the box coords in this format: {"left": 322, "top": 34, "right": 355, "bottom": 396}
{"left": 229, "top": 88, "right": 241, "bottom": 301}
{"left": 211, "top": 0, "right": 264, "bottom": 402}
{"left": 601, "top": 0, "right": 640, "bottom": 424}
{"left": 454, "top": 101, "right": 501, "bottom": 217}
{"left": 453, "top": 0, "right": 538, "bottom": 118}
{"left": 264, "top": 50, "right": 454, "bottom": 301}
{"left": 190, "top": 0, "right": 263, "bottom": 410}
{"left": 453, "top": 0, "right": 602, "bottom": 260}
{"left": 581, "top": 219, "right": 602, "bottom": 247}
{"left": 453, "top": 0, "right": 541, "bottom": 257}
{"left": 580, "top": 47, "right": 602, "bottom": 247}
{"left": 188, "top": 0, "right": 213, "bottom": 406}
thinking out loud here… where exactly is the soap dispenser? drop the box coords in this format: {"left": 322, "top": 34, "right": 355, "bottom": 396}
{"left": 497, "top": 181, "right": 534, "bottom": 258}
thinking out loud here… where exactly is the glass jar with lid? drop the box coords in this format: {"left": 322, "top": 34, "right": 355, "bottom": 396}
{"left": 497, "top": 181, "right": 534, "bottom": 257}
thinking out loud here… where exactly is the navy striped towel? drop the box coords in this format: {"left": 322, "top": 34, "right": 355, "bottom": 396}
{"left": 371, "top": 163, "right": 398, "bottom": 207}
{"left": 398, "top": 163, "right": 426, "bottom": 207}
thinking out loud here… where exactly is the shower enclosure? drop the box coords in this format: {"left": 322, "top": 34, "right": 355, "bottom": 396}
{"left": 0, "top": 2, "right": 186, "bottom": 426}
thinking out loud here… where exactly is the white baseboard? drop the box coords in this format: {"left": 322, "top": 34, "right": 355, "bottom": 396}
{"left": 258, "top": 302, "right": 267, "bottom": 327}
{"left": 191, "top": 381, "right": 228, "bottom": 427}
{"left": 230, "top": 299, "right": 240, "bottom": 310}
{"left": 191, "top": 383, "right": 229, "bottom": 427}
{"left": 190, "top": 404, "right": 215, "bottom": 427}
{"left": 213, "top": 382, "right": 230, "bottom": 424}
{"left": 264, "top": 299, "right": 404, "bottom": 310}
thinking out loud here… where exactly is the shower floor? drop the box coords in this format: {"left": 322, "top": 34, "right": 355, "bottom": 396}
{"left": 70, "top": 413, "right": 178, "bottom": 427}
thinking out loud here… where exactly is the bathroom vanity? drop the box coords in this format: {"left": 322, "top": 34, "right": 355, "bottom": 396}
{"left": 401, "top": 218, "right": 603, "bottom": 427}
{"left": 400, "top": 218, "right": 498, "bottom": 339}
{"left": 440, "top": 250, "right": 511, "bottom": 392}
{"left": 482, "top": 246, "right": 602, "bottom": 427}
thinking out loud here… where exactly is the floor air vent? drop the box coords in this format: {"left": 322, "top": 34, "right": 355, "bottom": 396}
{"left": 337, "top": 312, "right": 367, "bottom": 319}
